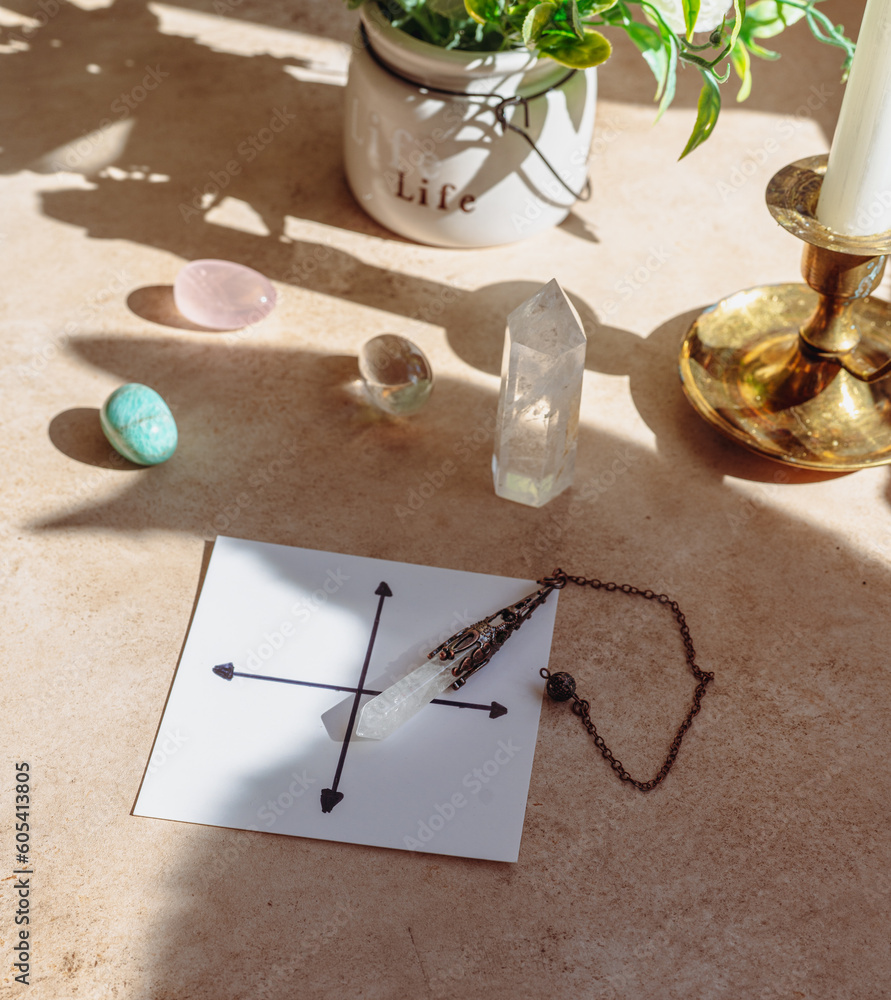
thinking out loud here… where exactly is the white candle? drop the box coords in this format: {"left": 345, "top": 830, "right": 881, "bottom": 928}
{"left": 816, "top": 0, "right": 891, "bottom": 236}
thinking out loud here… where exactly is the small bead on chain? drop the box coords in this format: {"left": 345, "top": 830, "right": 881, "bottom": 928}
{"left": 544, "top": 671, "right": 576, "bottom": 702}
{"left": 538, "top": 568, "right": 713, "bottom": 791}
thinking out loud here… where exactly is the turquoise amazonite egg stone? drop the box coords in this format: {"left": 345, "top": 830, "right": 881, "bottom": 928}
{"left": 100, "top": 383, "right": 178, "bottom": 465}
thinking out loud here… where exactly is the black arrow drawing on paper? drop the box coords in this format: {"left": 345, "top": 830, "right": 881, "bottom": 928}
{"left": 213, "top": 579, "right": 510, "bottom": 814}
{"left": 319, "top": 581, "right": 392, "bottom": 813}
{"left": 211, "top": 665, "right": 508, "bottom": 719}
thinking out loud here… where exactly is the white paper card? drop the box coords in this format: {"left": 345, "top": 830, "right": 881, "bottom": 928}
{"left": 134, "top": 537, "right": 559, "bottom": 862}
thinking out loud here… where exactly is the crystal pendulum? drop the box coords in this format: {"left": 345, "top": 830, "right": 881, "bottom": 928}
{"left": 354, "top": 659, "right": 460, "bottom": 740}
{"left": 356, "top": 577, "right": 561, "bottom": 739}
{"left": 492, "top": 279, "right": 586, "bottom": 507}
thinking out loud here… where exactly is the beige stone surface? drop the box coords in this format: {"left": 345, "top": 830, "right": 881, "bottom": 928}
{"left": 2, "top": 0, "right": 889, "bottom": 997}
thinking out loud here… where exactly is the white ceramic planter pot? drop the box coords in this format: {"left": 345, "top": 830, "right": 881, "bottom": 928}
{"left": 344, "top": 2, "right": 597, "bottom": 248}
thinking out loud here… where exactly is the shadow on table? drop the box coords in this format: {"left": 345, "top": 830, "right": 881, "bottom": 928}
{"left": 1, "top": 0, "right": 857, "bottom": 267}
{"left": 0, "top": 0, "right": 385, "bottom": 242}
{"left": 32, "top": 329, "right": 891, "bottom": 999}
{"left": 127, "top": 286, "right": 224, "bottom": 331}
{"left": 2, "top": 0, "right": 856, "bottom": 491}
{"left": 39, "top": 322, "right": 873, "bottom": 548}
{"left": 0, "top": 0, "right": 599, "bottom": 251}
{"left": 48, "top": 406, "right": 145, "bottom": 469}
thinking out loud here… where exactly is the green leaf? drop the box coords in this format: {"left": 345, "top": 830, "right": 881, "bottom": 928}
{"left": 746, "top": 0, "right": 805, "bottom": 37}
{"left": 464, "top": 0, "right": 500, "bottom": 25}
{"left": 656, "top": 30, "right": 678, "bottom": 121}
{"left": 624, "top": 20, "right": 666, "bottom": 98}
{"left": 727, "top": 0, "right": 746, "bottom": 51}
{"left": 597, "top": 0, "right": 627, "bottom": 23}
{"left": 741, "top": 35, "right": 781, "bottom": 60}
{"left": 569, "top": 0, "right": 584, "bottom": 39}
{"left": 682, "top": 0, "right": 701, "bottom": 38}
{"left": 680, "top": 69, "right": 721, "bottom": 158}
{"left": 540, "top": 27, "right": 612, "bottom": 68}
{"left": 580, "top": 0, "right": 619, "bottom": 14}
{"left": 523, "top": 2, "right": 556, "bottom": 47}
{"left": 730, "top": 38, "right": 752, "bottom": 101}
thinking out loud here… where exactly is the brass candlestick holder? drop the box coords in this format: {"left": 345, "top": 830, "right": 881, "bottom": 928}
{"left": 679, "top": 154, "right": 891, "bottom": 470}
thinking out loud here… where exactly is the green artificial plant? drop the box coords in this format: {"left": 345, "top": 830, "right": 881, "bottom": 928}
{"left": 348, "top": 0, "right": 855, "bottom": 157}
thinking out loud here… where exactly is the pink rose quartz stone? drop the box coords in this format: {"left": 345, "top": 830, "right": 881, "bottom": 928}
{"left": 173, "top": 259, "right": 277, "bottom": 329}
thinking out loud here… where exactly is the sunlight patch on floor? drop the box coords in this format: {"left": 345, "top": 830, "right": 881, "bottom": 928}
{"left": 149, "top": 1, "right": 350, "bottom": 83}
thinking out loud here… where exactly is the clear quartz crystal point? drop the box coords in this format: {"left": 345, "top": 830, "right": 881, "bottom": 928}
{"left": 492, "top": 279, "right": 586, "bottom": 507}
{"left": 356, "top": 659, "right": 457, "bottom": 740}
